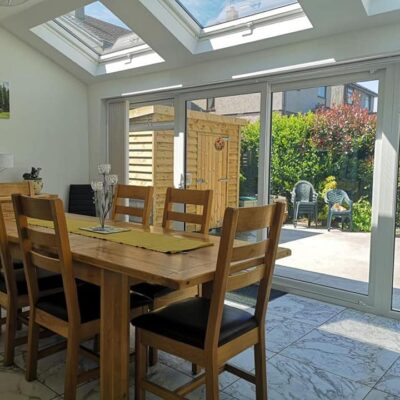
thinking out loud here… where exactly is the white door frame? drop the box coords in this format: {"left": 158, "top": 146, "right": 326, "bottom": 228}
{"left": 108, "top": 60, "right": 400, "bottom": 319}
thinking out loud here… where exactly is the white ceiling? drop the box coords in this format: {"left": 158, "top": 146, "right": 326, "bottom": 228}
{"left": 1, "top": 0, "right": 400, "bottom": 84}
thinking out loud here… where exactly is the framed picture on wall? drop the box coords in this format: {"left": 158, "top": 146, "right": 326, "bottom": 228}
{"left": 0, "top": 81, "right": 10, "bottom": 120}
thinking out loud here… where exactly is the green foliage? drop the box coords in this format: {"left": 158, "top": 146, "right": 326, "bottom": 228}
{"left": 239, "top": 101, "right": 377, "bottom": 231}
{"left": 352, "top": 197, "right": 372, "bottom": 232}
{"left": 270, "top": 112, "right": 327, "bottom": 201}
{"left": 0, "top": 83, "right": 10, "bottom": 113}
{"left": 318, "top": 176, "right": 338, "bottom": 222}
{"left": 240, "top": 120, "right": 260, "bottom": 197}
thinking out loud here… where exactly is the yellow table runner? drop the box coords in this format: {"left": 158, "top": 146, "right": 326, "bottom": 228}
{"left": 28, "top": 218, "right": 213, "bottom": 254}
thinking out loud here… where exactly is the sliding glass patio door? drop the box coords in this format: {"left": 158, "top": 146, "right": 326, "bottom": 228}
{"left": 269, "top": 77, "right": 380, "bottom": 301}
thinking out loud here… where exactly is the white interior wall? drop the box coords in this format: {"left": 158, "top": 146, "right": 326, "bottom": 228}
{"left": 87, "top": 21, "right": 400, "bottom": 179}
{"left": 0, "top": 26, "right": 89, "bottom": 202}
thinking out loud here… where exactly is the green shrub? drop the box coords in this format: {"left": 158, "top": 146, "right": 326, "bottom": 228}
{"left": 352, "top": 197, "right": 372, "bottom": 232}
{"left": 239, "top": 103, "right": 377, "bottom": 227}
{"left": 318, "top": 176, "right": 338, "bottom": 223}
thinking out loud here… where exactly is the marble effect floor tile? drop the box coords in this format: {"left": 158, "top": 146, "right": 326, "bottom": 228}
{"left": 14, "top": 347, "right": 99, "bottom": 395}
{"left": 364, "top": 389, "right": 400, "bottom": 400}
{"left": 266, "top": 313, "right": 315, "bottom": 352}
{"left": 375, "top": 358, "right": 400, "bottom": 397}
{"left": 224, "top": 354, "right": 371, "bottom": 400}
{"left": 0, "top": 362, "right": 57, "bottom": 400}
{"left": 281, "top": 329, "right": 399, "bottom": 386}
{"left": 267, "top": 294, "right": 345, "bottom": 326}
{"left": 320, "top": 309, "right": 400, "bottom": 353}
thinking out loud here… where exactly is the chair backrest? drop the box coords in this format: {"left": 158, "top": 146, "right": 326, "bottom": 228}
{"left": 162, "top": 187, "right": 213, "bottom": 234}
{"left": 205, "top": 203, "right": 285, "bottom": 350}
{"left": 293, "top": 180, "right": 316, "bottom": 202}
{"left": 68, "top": 184, "right": 96, "bottom": 217}
{"left": 111, "top": 184, "right": 154, "bottom": 227}
{"left": 0, "top": 181, "right": 34, "bottom": 220}
{"left": 0, "top": 205, "right": 19, "bottom": 298}
{"left": 325, "top": 189, "right": 349, "bottom": 205}
{"left": 12, "top": 195, "right": 81, "bottom": 325}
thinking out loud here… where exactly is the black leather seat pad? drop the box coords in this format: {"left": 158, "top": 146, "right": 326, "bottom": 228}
{"left": 36, "top": 284, "right": 151, "bottom": 323}
{"left": 131, "top": 282, "right": 174, "bottom": 300}
{"left": 132, "top": 297, "right": 257, "bottom": 348}
{"left": 0, "top": 264, "right": 63, "bottom": 296}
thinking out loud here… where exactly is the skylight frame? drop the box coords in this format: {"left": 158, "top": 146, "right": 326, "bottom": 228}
{"left": 174, "top": 0, "right": 300, "bottom": 30}
{"left": 162, "top": 0, "right": 303, "bottom": 38}
{"left": 50, "top": 1, "right": 151, "bottom": 60}
{"left": 51, "top": 17, "right": 153, "bottom": 64}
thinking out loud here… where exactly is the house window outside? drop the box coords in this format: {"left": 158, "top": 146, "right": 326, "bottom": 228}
{"left": 362, "top": 95, "right": 371, "bottom": 111}
{"left": 346, "top": 87, "right": 354, "bottom": 104}
{"left": 317, "top": 86, "right": 327, "bottom": 99}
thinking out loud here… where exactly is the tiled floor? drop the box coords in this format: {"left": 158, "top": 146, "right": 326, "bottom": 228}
{"left": 2, "top": 294, "right": 400, "bottom": 399}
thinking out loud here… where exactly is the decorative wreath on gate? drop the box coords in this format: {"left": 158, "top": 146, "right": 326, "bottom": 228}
{"left": 214, "top": 136, "right": 225, "bottom": 151}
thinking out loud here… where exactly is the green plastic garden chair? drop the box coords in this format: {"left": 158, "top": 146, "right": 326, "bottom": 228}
{"left": 291, "top": 180, "right": 318, "bottom": 228}
{"left": 325, "top": 189, "right": 353, "bottom": 231}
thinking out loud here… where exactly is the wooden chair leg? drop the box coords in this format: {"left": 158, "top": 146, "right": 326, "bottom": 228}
{"left": 192, "top": 363, "right": 201, "bottom": 375}
{"left": 4, "top": 304, "right": 17, "bottom": 366}
{"left": 26, "top": 316, "right": 40, "bottom": 381}
{"left": 92, "top": 334, "right": 100, "bottom": 354}
{"left": 254, "top": 331, "right": 268, "bottom": 400}
{"left": 147, "top": 302, "right": 158, "bottom": 367}
{"left": 205, "top": 357, "right": 219, "bottom": 400}
{"left": 0, "top": 305, "right": 3, "bottom": 335}
{"left": 149, "top": 346, "right": 158, "bottom": 367}
{"left": 135, "top": 329, "right": 147, "bottom": 400}
{"left": 16, "top": 309, "right": 23, "bottom": 331}
{"left": 64, "top": 334, "right": 79, "bottom": 400}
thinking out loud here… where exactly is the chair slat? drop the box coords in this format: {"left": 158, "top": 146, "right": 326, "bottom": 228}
{"left": 236, "top": 206, "right": 274, "bottom": 233}
{"left": 19, "top": 196, "right": 54, "bottom": 221}
{"left": 114, "top": 205, "right": 143, "bottom": 219}
{"left": 231, "top": 240, "right": 268, "bottom": 263}
{"left": 230, "top": 256, "right": 266, "bottom": 274}
{"left": 227, "top": 265, "right": 266, "bottom": 292}
{"left": 167, "top": 189, "right": 209, "bottom": 206}
{"left": 166, "top": 211, "right": 204, "bottom": 226}
{"left": 27, "top": 228, "right": 57, "bottom": 248}
{"left": 30, "top": 251, "right": 61, "bottom": 274}
{"left": 116, "top": 185, "right": 149, "bottom": 200}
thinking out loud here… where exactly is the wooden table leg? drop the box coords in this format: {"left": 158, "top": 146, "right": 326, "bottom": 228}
{"left": 100, "top": 270, "right": 130, "bottom": 400}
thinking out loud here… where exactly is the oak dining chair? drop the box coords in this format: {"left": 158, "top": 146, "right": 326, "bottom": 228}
{"left": 131, "top": 187, "right": 213, "bottom": 366}
{"left": 12, "top": 195, "right": 151, "bottom": 400}
{"left": 0, "top": 202, "right": 64, "bottom": 366}
{"left": 111, "top": 184, "right": 154, "bottom": 226}
{"left": 132, "top": 202, "right": 285, "bottom": 400}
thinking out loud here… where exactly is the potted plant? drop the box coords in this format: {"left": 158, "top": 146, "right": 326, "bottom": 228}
{"left": 23, "top": 167, "right": 43, "bottom": 195}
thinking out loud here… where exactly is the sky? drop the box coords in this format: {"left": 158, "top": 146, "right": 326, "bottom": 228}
{"left": 84, "top": 1, "right": 131, "bottom": 30}
{"left": 357, "top": 80, "right": 379, "bottom": 94}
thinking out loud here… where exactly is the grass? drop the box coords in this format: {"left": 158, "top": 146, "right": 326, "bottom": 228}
{"left": 0, "top": 112, "right": 10, "bottom": 119}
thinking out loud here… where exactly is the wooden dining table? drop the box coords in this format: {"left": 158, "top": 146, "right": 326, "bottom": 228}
{"left": 4, "top": 213, "right": 291, "bottom": 400}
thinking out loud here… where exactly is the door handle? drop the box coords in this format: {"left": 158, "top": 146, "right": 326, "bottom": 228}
{"left": 218, "top": 177, "right": 228, "bottom": 182}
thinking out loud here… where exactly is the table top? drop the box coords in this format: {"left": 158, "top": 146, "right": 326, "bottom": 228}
{"left": 5, "top": 213, "right": 291, "bottom": 289}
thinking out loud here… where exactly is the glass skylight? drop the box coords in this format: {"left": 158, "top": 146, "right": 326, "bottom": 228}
{"left": 176, "top": 0, "right": 298, "bottom": 28}
{"left": 54, "top": 1, "right": 146, "bottom": 56}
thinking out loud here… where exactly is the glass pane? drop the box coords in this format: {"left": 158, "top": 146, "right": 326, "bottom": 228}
{"left": 128, "top": 100, "right": 175, "bottom": 226}
{"left": 54, "top": 1, "right": 146, "bottom": 55}
{"left": 185, "top": 93, "right": 261, "bottom": 235}
{"left": 271, "top": 80, "right": 379, "bottom": 295}
{"left": 176, "top": 0, "right": 297, "bottom": 28}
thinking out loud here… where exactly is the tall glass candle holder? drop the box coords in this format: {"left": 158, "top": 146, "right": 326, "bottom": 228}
{"left": 91, "top": 164, "right": 118, "bottom": 231}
